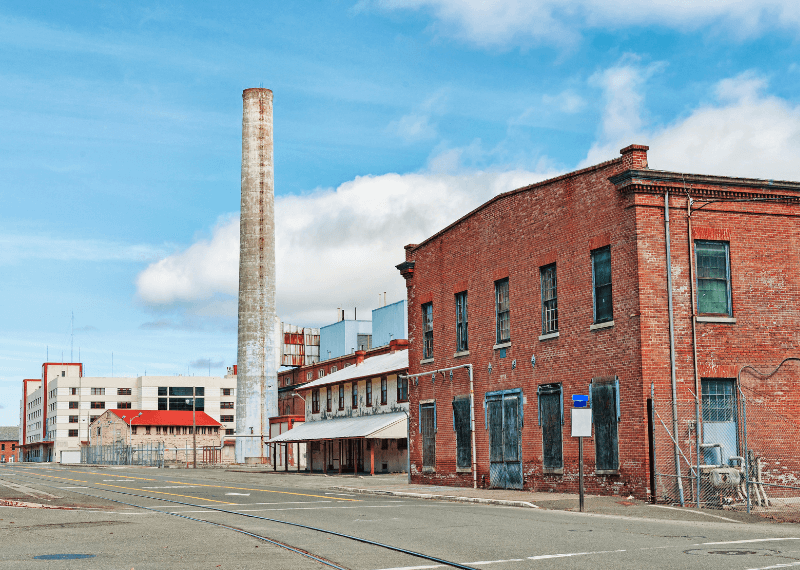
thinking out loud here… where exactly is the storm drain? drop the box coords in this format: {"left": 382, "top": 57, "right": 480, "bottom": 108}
{"left": 684, "top": 548, "right": 781, "bottom": 557}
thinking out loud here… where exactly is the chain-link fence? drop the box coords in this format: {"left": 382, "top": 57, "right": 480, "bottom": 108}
{"left": 81, "top": 441, "right": 164, "bottom": 467}
{"left": 651, "top": 384, "right": 800, "bottom": 520}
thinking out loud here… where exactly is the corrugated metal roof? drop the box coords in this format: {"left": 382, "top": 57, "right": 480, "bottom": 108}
{"left": 106, "top": 410, "right": 221, "bottom": 427}
{"left": 298, "top": 350, "right": 408, "bottom": 392}
{"left": 268, "top": 411, "right": 406, "bottom": 442}
{"left": 0, "top": 426, "right": 19, "bottom": 441}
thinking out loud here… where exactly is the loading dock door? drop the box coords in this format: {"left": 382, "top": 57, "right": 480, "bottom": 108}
{"left": 487, "top": 390, "right": 522, "bottom": 489}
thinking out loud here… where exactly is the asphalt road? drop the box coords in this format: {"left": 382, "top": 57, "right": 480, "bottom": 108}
{"left": 1, "top": 464, "right": 798, "bottom": 570}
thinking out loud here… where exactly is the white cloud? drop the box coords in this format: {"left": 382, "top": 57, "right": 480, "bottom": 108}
{"left": 136, "top": 163, "right": 557, "bottom": 326}
{"left": 136, "top": 214, "right": 239, "bottom": 305}
{"left": 373, "top": 0, "right": 800, "bottom": 48}
{"left": 584, "top": 64, "right": 800, "bottom": 181}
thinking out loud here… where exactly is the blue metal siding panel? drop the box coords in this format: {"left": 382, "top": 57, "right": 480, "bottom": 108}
{"left": 372, "top": 300, "right": 407, "bottom": 347}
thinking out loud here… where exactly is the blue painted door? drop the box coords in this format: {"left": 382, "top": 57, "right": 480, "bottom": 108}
{"left": 487, "top": 392, "right": 522, "bottom": 489}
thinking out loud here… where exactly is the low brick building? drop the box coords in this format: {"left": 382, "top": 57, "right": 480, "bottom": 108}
{"left": 0, "top": 426, "right": 20, "bottom": 463}
{"left": 89, "top": 409, "right": 222, "bottom": 449}
{"left": 270, "top": 342, "right": 410, "bottom": 475}
{"left": 398, "top": 144, "right": 800, "bottom": 500}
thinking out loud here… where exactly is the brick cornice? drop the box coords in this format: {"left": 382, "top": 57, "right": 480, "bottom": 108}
{"left": 610, "top": 169, "right": 800, "bottom": 202}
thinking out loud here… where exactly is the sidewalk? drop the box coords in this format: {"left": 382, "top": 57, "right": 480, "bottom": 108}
{"left": 316, "top": 473, "right": 774, "bottom": 524}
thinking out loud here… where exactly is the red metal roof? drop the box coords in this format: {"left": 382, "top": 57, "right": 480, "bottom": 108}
{"left": 108, "top": 409, "right": 221, "bottom": 427}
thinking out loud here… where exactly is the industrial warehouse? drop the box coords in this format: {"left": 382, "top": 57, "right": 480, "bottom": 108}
{"left": 398, "top": 144, "right": 800, "bottom": 507}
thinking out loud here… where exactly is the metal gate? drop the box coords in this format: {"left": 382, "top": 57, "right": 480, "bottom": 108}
{"left": 486, "top": 389, "right": 522, "bottom": 489}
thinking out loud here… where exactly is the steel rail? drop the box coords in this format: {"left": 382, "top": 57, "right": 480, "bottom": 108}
{"left": 2, "top": 469, "right": 478, "bottom": 570}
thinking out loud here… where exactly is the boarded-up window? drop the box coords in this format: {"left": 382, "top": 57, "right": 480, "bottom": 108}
{"left": 591, "top": 377, "right": 620, "bottom": 472}
{"left": 452, "top": 396, "right": 471, "bottom": 469}
{"left": 538, "top": 383, "right": 563, "bottom": 471}
{"left": 420, "top": 402, "right": 436, "bottom": 471}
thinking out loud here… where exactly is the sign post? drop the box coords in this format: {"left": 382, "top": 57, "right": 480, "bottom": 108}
{"left": 571, "top": 395, "right": 591, "bottom": 512}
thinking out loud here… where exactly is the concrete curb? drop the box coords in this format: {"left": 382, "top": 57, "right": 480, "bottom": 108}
{"left": 330, "top": 486, "right": 538, "bottom": 509}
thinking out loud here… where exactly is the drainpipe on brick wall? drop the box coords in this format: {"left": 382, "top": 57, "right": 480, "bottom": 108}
{"left": 467, "top": 365, "right": 477, "bottom": 489}
{"left": 665, "top": 188, "right": 685, "bottom": 506}
{"left": 686, "top": 191, "right": 702, "bottom": 508}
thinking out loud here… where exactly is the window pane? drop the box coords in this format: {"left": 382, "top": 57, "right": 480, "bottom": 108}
{"left": 540, "top": 265, "right": 558, "bottom": 334}
{"left": 592, "top": 248, "right": 613, "bottom": 323}
{"left": 455, "top": 292, "right": 468, "bottom": 352}
{"left": 696, "top": 241, "right": 731, "bottom": 315}
{"left": 422, "top": 303, "right": 434, "bottom": 358}
{"left": 495, "top": 279, "right": 510, "bottom": 343}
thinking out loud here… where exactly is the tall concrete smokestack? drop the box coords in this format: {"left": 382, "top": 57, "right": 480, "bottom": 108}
{"left": 236, "top": 88, "right": 279, "bottom": 464}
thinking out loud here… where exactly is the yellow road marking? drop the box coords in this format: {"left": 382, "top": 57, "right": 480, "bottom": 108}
{"left": 162, "top": 480, "right": 359, "bottom": 502}
{"left": 10, "top": 466, "right": 358, "bottom": 503}
{"left": 14, "top": 472, "right": 235, "bottom": 504}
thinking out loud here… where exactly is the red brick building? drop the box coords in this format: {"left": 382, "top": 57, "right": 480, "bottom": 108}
{"left": 398, "top": 144, "right": 800, "bottom": 499}
{"left": 0, "top": 427, "right": 20, "bottom": 463}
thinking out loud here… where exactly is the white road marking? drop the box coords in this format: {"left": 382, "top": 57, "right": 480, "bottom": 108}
{"left": 745, "top": 563, "right": 800, "bottom": 570}
{"left": 701, "top": 538, "right": 800, "bottom": 545}
{"left": 230, "top": 505, "right": 403, "bottom": 512}
{"left": 103, "top": 479, "right": 135, "bottom": 481}
{"left": 528, "top": 550, "right": 626, "bottom": 560}
{"left": 374, "top": 549, "right": 627, "bottom": 570}
{"left": 57, "top": 486, "right": 89, "bottom": 489}
{"left": 225, "top": 492, "right": 251, "bottom": 496}
{"left": 649, "top": 505, "right": 740, "bottom": 522}
{"left": 142, "top": 486, "right": 200, "bottom": 489}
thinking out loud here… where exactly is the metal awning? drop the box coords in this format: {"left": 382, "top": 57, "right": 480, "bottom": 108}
{"left": 268, "top": 412, "right": 407, "bottom": 443}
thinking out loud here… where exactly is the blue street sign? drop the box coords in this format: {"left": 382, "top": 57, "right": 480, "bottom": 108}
{"left": 572, "top": 395, "right": 588, "bottom": 408}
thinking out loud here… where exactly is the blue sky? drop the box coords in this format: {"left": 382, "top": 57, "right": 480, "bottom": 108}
{"left": 2, "top": 1, "right": 800, "bottom": 425}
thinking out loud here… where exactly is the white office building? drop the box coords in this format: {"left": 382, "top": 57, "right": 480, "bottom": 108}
{"left": 21, "top": 362, "right": 237, "bottom": 463}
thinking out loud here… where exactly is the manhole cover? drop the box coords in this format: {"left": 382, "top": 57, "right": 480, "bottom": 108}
{"left": 34, "top": 554, "right": 96, "bottom": 560}
{"left": 684, "top": 548, "right": 779, "bottom": 557}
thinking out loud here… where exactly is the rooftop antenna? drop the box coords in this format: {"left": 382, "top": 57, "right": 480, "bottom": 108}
{"left": 70, "top": 311, "right": 74, "bottom": 362}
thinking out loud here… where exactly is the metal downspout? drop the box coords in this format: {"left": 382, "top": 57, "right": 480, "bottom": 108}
{"left": 468, "top": 364, "right": 477, "bottom": 489}
{"left": 687, "top": 194, "right": 702, "bottom": 508}
{"left": 665, "top": 188, "right": 685, "bottom": 506}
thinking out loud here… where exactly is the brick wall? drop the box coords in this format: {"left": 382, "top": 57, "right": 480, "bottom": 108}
{"left": 402, "top": 146, "right": 800, "bottom": 499}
